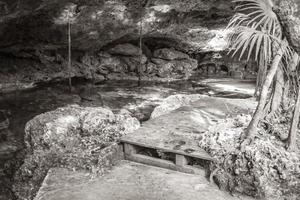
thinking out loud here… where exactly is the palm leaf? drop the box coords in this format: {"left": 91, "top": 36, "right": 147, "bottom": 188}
{"left": 228, "top": 25, "right": 275, "bottom": 63}
{"left": 229, "top": 0, "right": 281, "bottom": 37}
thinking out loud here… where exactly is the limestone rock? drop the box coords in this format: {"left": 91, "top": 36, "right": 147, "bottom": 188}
{"left": 146, "top": 62, "right": 157, "bottom": 74}
{"left": 151, "top": 57, "right": 198, "bottom": 78}
{"left": 97, "top": 53, "right": 126, "bottom": 73}
{"left": 0, "top": 0, "right": 233, "bottom": 52}
{"left": 151, "top": 94, "right": 207, "bottom": 118}
{"left": 199, "top": 116, "right": 300, "bottom": 200}
{"left": 153, "top": 48, "right": 190, "bottom": 60}
{"left": 25, "top": 105, "right": 140, "bottom": 150}
{"left": 0, "top": 0, "right": 236, "bottom": 91}
{"left": 108, "top": 44, "right": 141, "bottom": 57}
{"left": 14, "top": 105, "right": 140, "bottom": 200}
{"left": 121, "top": 55, "right": 147, "bottom": 72}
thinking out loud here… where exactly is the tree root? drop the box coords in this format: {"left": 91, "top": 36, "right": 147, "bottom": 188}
{"left": 209, "top": 167, "right": 220, "bottom": 183}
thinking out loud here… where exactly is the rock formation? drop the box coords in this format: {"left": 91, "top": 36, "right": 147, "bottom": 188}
{"left": 13, "top": 105, "right": 140, "bottom": 200}
{"left": 199, "top": 115, "right": 300, "bottom": 200}
{"left": 0, "top": 0, "right": 238, "bottom": 92}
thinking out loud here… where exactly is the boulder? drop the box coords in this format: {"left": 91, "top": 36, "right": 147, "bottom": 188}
{"left": 97, "top": 53, "right": 126, "bottom": 73}
{"left": 172, "top": 58, "right": 198, "bottom": 78}
{"left": 146, "top": 62, "right": 157, "bottom": 75}
{"left": 14, "top": 105, "right": 140, "bottom": 200}
{"left": 25, "top": 105, "right": 140, "bottom": 151}
{"left": 108, "top": 44, "right": 141, "bottom": 57}
{"left": 199, "top": 116, "right": 300, "bottom": 200}
{"left": 121, "top": 55, "right": 147, "bottom": 72}
{"left": 151, "top": 57, "right": 197, "bottom": 79}
{"left": 155, "top": 59, "right": 174, "bottom": 78}
{"left": 153, "top": 48, "right": 190, "bottom": 60}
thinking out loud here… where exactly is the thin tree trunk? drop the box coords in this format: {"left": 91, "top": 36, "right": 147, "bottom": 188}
{"left": 68, "top": 16, "right": 72, "bottom": 91}
{"left": 257, "top": 64, "right": 267, "bottom": 99}
{"left": 288, "top": 84, "right": 300, "bottom": 151}
{"left": 282, "top": 80, "right": 290, "bottom": 110}
{"left": 138, "top": 19, "right": 143, "bottom": 86}
{"left": 288, "top": 56, "right": 300, "bottom": 151}
{"left": 245, "top": 49, "right": 283, "bottom": 138}
{"left": 255, "top": 55, "right": 268, "bottom": 100}
{"left": 268, "top": 66, "right": 284, "bottom": 116}
{"left": 255, "top": 64, "right": 263, "bottom": 98}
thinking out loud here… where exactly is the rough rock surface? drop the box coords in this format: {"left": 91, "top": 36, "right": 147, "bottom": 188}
{"left": 150, "top": 93, "right": 257, "bottom": 119}
{"left": 33, "top": 161, "right": 254, "bottom": 200}
{"left": 13, "top": 105, "right": 140, "bottom": 200}
{"left": 151, "top": 48, "right": 198, "bottom": 79}
{"left": 0, "top": 0, "right": 236, "bottom": 91}
{"left": 0, "top": 0, "right": 233, "bottom": 52}
{"left": 198, "top": 115, "right": 300, "bottom": 200}
{"left": 108, "top": 44, "right": 141, "bottom": 57}
{"left": 153, "top": 48, "right": 190, "bottom": 60}
{"left": 195, "top": 52, "right": 258, "bottom": 78}
{"left": 151, "top": 94, "right": 207, "bottom": 118}
{"left": 0, "top": 45, "right": 199, "bottom": 92}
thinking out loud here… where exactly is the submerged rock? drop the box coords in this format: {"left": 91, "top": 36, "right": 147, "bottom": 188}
{"left": 13, "top": 105, "right": 140, "bottom": 200}
{"left": 151, "top": 94, "right": 208, "bottom": 118}
{"left": 151, "top": 94, "right": 256, "bottom": 119}
{"left": 0, "top": 141, "right": 19, "bottom": 159}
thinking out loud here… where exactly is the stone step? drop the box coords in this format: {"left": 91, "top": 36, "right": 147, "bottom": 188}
{"left": 121, "top": 138, "right": 215, "bottom": 162}
{"left": 121, "top": 142, "right": 212, "bottom": 176}
{"left": 34, "top": 161, "right": 254, "bottom": 200}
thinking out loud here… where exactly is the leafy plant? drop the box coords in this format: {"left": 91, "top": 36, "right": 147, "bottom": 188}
{"left": 227, "top": 0, "right": 298, "bottom": 149}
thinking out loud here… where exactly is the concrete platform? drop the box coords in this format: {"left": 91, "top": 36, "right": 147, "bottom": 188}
{"left": 34, "top": 161, "right": 253, "bottom": 200}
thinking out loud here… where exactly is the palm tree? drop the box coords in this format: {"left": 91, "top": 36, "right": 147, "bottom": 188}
{"left": 227, "top": 0, "right": 295, "bottom": 145}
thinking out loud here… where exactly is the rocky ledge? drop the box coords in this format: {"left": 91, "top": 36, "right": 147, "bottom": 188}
{"left": 146, "top": 92, "right": 299, "bottom": 199}
{"left": 199, "top": 115, "right": 300, "bottom": 200}
{"left": 0, "top": 45, "right": 200, "bottom": 92}
{"left": 12, "top": 105, "right": 140, "bottom": 200}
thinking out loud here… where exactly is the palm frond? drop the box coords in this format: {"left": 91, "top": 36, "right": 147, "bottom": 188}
{"left": 229, "top": 0, "right": 281, "bottom": 37}
{"left": 228, "top": 25, "right": 275, "bottom": 63}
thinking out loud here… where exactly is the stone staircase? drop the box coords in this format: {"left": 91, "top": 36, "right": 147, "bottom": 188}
{"left": 120, "top": 127, "right": 215, "bottom": 176}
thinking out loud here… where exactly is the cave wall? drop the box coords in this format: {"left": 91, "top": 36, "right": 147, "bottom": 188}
{"left": 0, "top": 0, "right": 252, "bottom": 92}
{"left": 0, "top": 0, "right": 233, "bottom": 52}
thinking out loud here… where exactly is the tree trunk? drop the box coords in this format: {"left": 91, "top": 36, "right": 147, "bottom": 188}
{"left": 255, "top": 63, "right": 266, "bottom": 98}
{"left": 246, "top": 49, "right": 283, "bottom": 138}
{"left": 68, "top": 16, "right": 72, "bottom": 91}
{"left": 288, "top": 84, "right": 300, "bottom": 151}
{"left": 138, "top": 19, "right": 143, "bottom": 86}
{"left": 282, "top": 80, "right": 290, "bottom": 110}
{"left": 274, "top": 0, "right": 300, "bottom": 55}
{"left": 267, "top": 66, "right": 284, "bottom": 116}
